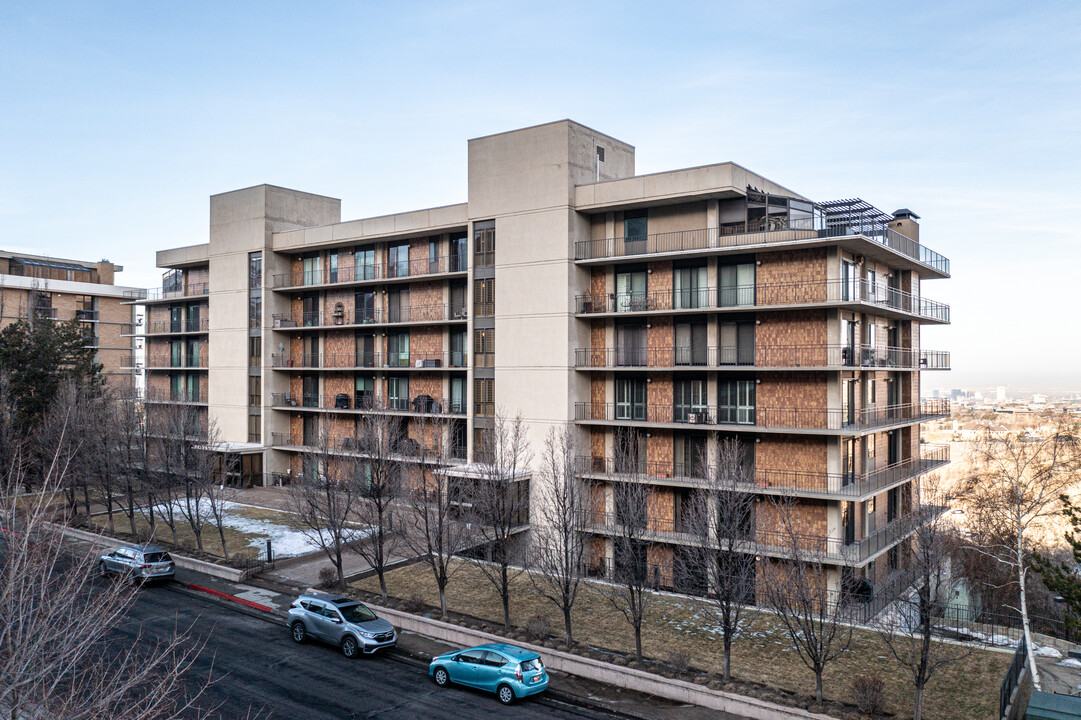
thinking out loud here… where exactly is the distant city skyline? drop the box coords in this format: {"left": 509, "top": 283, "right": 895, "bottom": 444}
{"left": 2, "top": 1, "right": 1078, "bottom": 391}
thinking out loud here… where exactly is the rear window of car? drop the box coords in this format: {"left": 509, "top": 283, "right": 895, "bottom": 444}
{"left": 520, "top": 658, "right": 543, "bottom": 672}
{"left": 143, "top": 552, "right": 171, "bottom": 563}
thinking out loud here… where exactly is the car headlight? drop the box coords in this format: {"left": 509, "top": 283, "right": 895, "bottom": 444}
{"left": 358, "top": 631, "right": 376, "bottom": 638}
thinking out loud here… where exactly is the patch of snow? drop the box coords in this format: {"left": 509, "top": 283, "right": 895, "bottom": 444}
{"left": 1034, "top": 645, "right": 1064, "bottom": 659}
{"left": 1057, "top": 658, "right": 1081, "bottom": 669}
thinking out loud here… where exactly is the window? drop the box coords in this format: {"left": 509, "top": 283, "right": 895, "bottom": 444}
{"left": 474, "top": 329, "right": 495, "bottom": 367}
{"left": 249, "top": 252, "right": 262, "bottom": 290}
{"left": 33, "top": 292, "right": 53, "bottom": 319}
{"left": 841, "top": 260, "right": 858, "bottom": 302}
{"left": 719, "top": 263, "right": 755, "bottom": 307}
{"left": 302, "top": 255, "right": 321, "bottom": 286}
{"left": 186, "top": 373, "right": 200, "bottom": 402}
{"left": 428, "top": 239, "right": 440, "bottom": 274}
{"left": 842, "top": 501, "right": 855, "bottom": 545}
{"left": 674, "top": 435, "right": 706, "bottom": 477}
{"left": 74, "top": 295, "right": 96, "bottom": 320}
{"left": 187, "top": 304, "right": 202, "bottom": 333}
{"left": 615, "top": 378, "right": 647, "bottom": 421}
{"left": 450, "top": 233, "right": 467, "bottom": 272}
{"left": 388, "top": 289, "right": 409, "bottom": 323}
{"left": 328, "top": 251, "right": 338, "bottom": 283}
{"left": 169, "top": 373, "right": 182, "bottom": 401}
{"left": 624, "top": 210, "right": 647, "bottom": 253}
{"left": 674, "top": 379, "right": 707, "bottom": 422}
{"left": 355, "top": 333, "right": 375, "bottom": 368}
{"left": 170, "top": 340, "right": 183, "bottom": 368}
{"left": 387, "top": 333, "right": 409, "bottom": 367}
{"left": 675, "top": 322, "right": 707, "bottom": 366}
{"left": 248, "top": 295, "right": 261, "bottom": 328}
{"left": 355, "top": 248, "right": 375, "bottom": 281}
{"left": 474, "top": 378, "right": 494, "bottom": 417}
{"left": 842, "top": 438, "right": 856, "bottom": 486}
{"left": 718, "top": 380, "right": 755, "bottom": 424}
{"left": 248, "top": 337, "right": 261, "bottom": 367}
{"left": 616, "top": 324, "right": 646, "bottom": 366}
{"left": 186, "top": 339, "right": 201, "bottom": 367}
{"left": 719, "top": 322, "right": 754, "bottom": 365}
{"left": 388, "top": 376, "right": 409, "bottom": 411}
{"left": 163, "top": 269, "right": 182, "bottom": 294}
{"left": 302, "top": 375, "right": 319, "bottom": 408}
{"left": 248, "top": 414, "right": 260, "bottom": 443}
{"left": 388, "top": 243, "right": 409, "bottom": 278}
{"left": 170, "top": 305, "right": 183, "bottom": 333}
{"left": 615, "top": 270, "right": 647, "bottom": 312}
{"left": 248, "top": 376, "right": 261, "bottom": 406}
{"left": 474, "top": 278, "right": 494, "bottom": 317}
{"left": 450, "top": 330, "right": 466, "bottom": 367}
{"left": 355, "top": 375, "right": 375, "bottom": 409}
{"left": 450, "top": 377, "right": 465, "bottom": 414}
{"left": 474, "top": 220, "right": 495, "bottom": 267}
{"left": 674, "top": 265, "right": 707, "bottom": 309}
{"left": 355, "top": 290, "right": 375, "bottom": 323}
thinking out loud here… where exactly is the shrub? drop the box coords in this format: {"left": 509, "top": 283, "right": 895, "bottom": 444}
{"left": 525, "top": 615, "right": 551, "bottom": 641}
{"left": 317, "top": 566, "right": 338, "bottom": 589}
{"left": 852, "top": 673, "right": 885, "bottom": 715}
{"left": 403, "top": 593, "right": 426, "bottom": 613}
{"left": 669, "top": 650, "right": 690, "bottom": 675}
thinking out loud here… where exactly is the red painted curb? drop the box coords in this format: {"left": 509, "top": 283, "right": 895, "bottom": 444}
{"left": 186, "top": 582, "right": 275, "bottom": 613}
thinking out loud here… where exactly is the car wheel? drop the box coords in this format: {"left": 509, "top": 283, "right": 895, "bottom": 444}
{"left": 290, "top": 622, "right": 307, "bottom": 644}
{"left": 341, "top": 636, "right": 360, "bottom": 659}
{"left": 433, "top": 667, "right": 449, "bottom": 687}
{"left": 98, "top": 561, "right": 109, "bottom": 578}
{"left": 497, "top": 683, "right": 515, "bottom": 705}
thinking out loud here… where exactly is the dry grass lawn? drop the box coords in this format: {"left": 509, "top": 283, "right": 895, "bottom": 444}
{"left": 356, "top": 560, "right": 1008, "bottom": 720}
{"left": 89, "top": 511, "right": 264, "bottom": 562}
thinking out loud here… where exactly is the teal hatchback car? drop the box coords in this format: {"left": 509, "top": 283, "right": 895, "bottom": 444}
{"left": 429, "top": 643, "right": 548, "bottom": 705}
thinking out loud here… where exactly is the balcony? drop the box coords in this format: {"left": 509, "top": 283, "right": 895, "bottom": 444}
{"left": 75, "top": 309, "right": 99, "bottom": 321}
{"left": 272, "top": 303, "right": 468, "bottom": 329}
{"left": 583, "top": 505, "right": 947, "bottom": 565}
{"left": 270, "top": 351, "right": 468, "bottom": 370}
{"left": 574, "top": 222, "right": 949, "bottom": 278}
{"left": 576, "top": 443, "right": 949, "bottom": 500}
{"left": 145, "top": 353, "right": 209, "bottom": 369}
{"left": 575, "top": 399, "right": 950, "bottom": 434}
{"left": 269, "top": 432, "right": 467, "bottom": 462}
{"left": 142, "top": 317, "right": 210, "bottom": 335}
{"left": 576, "top": 278, "right": 949, "bottom": 324}
{"left": 140, "top": 283, "right": 210, "bottom": 302}
{"left": 270, "top": 392, "right": 465, "bottom": 416}
{"left": 574, "top": 345, "right": 950, "bottom": 371}
{"left": 272, "top": 255, "right": 467, "bottom": 290}
{"left": 145, "top": 387, "right": 208, "bottom": 405}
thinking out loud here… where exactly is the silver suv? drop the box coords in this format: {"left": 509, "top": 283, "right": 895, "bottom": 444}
{"left": 98, "top": 545, "right": 175, "bottom": 583}
{"left": 288, "top": 592, "right": 397, "bottom": 658}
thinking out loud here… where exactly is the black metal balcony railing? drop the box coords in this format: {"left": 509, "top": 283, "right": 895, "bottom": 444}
{"left": 34, "top": 307, "right": 58, "bottom": 319}
{"left": 272, "top": 255, "right": 467, "bottom": 290}
{"left": 574, "top": 345, "right": 950, "bottom": 371}
{"left": 270, "top": 351, "right": 468, "bottom": 370}
{"left": 583, "top": 505, "right": 947, "bottom": 564}
{"left": 271, "top": 392, "right": 465, "bottom": 415}
{"left": 575, "top": 399, "right": 950, "bottom": 432}
{"left": 143, "top": 317, "right": 210, "bottom": 334}
{"left": 574, "top": 222, "right": 950, "bottom": 277}
{"left": 273, "top": 303, "right": 468, "bottom": 329}
{"left": 269, "top": 432, "right": 467, "bottom": 461}
{"left": 75, "top": 309, "right": 99, "bottom": 321}
{"left": 143, "top": 283, "right": 210, "bottom": 301}
{"left": 146, "top": 353, "right": 209, "bottom": 369}
{"left": 144, "top": 387, "right": 208, "bottom": 404}
{"left": 576, "top": 278, "right": 949, "bottom": 323}
{"left": 577, "top": 443, "right": 949, "bottom": 499}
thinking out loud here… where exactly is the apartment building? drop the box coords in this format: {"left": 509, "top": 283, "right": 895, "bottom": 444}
{"left": 0, "top": 250, "right": 142, "bottom": 387}
{"left": 134, "top": 119, "right": 950, "bottom": 599}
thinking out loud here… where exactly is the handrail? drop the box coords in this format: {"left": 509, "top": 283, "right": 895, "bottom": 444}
{"left": 574, "top": 222, "right": 949, "bottom": 276}
{"left": 272, "top": 302, "right": 468, "bottom": 329}
{"left": 143, "top": 283, "right": 210, "bottom": 301}
{"left": 272, "top": 255, "right": 467, "bottom": 289}
{"left": 574, "top": 344, "right": 949, "bottom": 370}
{"left": 575, "top": 278, "right": 949, "bottom": 323}
{"left": 270, "top": 351, "right": 468, "bottom": 370}
{"left": 575, "top": 399, "right": 950, "bottom": 431}
{"left": 270, "top": 392, "right": 465, "bottom": 415}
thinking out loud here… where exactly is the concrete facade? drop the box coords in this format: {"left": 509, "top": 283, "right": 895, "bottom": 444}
{"left": 134, "top": 120, "right": 950, "bottom": 600}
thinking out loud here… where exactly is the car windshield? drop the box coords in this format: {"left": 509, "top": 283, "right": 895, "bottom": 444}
{"left": 338, "top": 603, "right": 377, "bottom": 623}
{"left": 143, "top": 552, "right": 171, "bottom": 563}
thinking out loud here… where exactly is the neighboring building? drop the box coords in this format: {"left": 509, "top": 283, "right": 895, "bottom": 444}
{"left": 0, "top": 250, "right": 142, "bottom": 387}
{"left": 997, "top": 386, "right": 1008, "bottom": 403}
{"left": 132, "top": 119, "right": 951, "bottom": 600}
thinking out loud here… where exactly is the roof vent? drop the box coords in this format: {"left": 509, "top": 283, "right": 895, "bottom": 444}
{"left": 892, "top": 208, "right": 920, "bottom": 220}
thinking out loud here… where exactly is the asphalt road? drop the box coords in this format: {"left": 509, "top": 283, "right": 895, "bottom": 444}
{"left": 119, "top": 584, "right": 630, "bottom": 720}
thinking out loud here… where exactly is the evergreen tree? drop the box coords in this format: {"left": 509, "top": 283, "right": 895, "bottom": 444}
{"left": 1033, "top": 494, "right": 1081, "bottom": 639}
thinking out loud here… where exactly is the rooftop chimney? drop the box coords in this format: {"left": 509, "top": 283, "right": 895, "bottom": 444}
{"left": 889, "top": 208, "right": 920, "bottom": 242}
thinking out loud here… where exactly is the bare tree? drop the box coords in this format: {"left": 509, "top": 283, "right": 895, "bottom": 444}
{"left": 875, "top": 476, "right": 973, "bottom": 720}
{"left": 107, "top": 389, "right": 149, "bottom": 537}
{"left": 349, "top": 404, "right": 405, "bottom": 602}
{"left": 202, "top": 446, "right": 238, "bottom": 562}
{"left": 468, "top": 412, "right": 532, "bottom": 630}
{"left": 405, "top": 415, "right": 474, "bottom": 619}
{"left": 678, "top": 436, "right": 757, "bottom": 681}
{"left": 761, "top": 494, "right": 854, "bottom": 703}
{"left": 529, "top": 425, "right": 591, "bottom": 646}
{"left": 962, "top": 419, "right": 1081, "bottom": 690}
{"left": 288, "top": 418, "right": 364, "bottom": 587}
{"left": 145, "top": 403, "right": 207, "bottom": 548}
{"left": 0, "top": 430, "right": 217, "bottom": 719}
